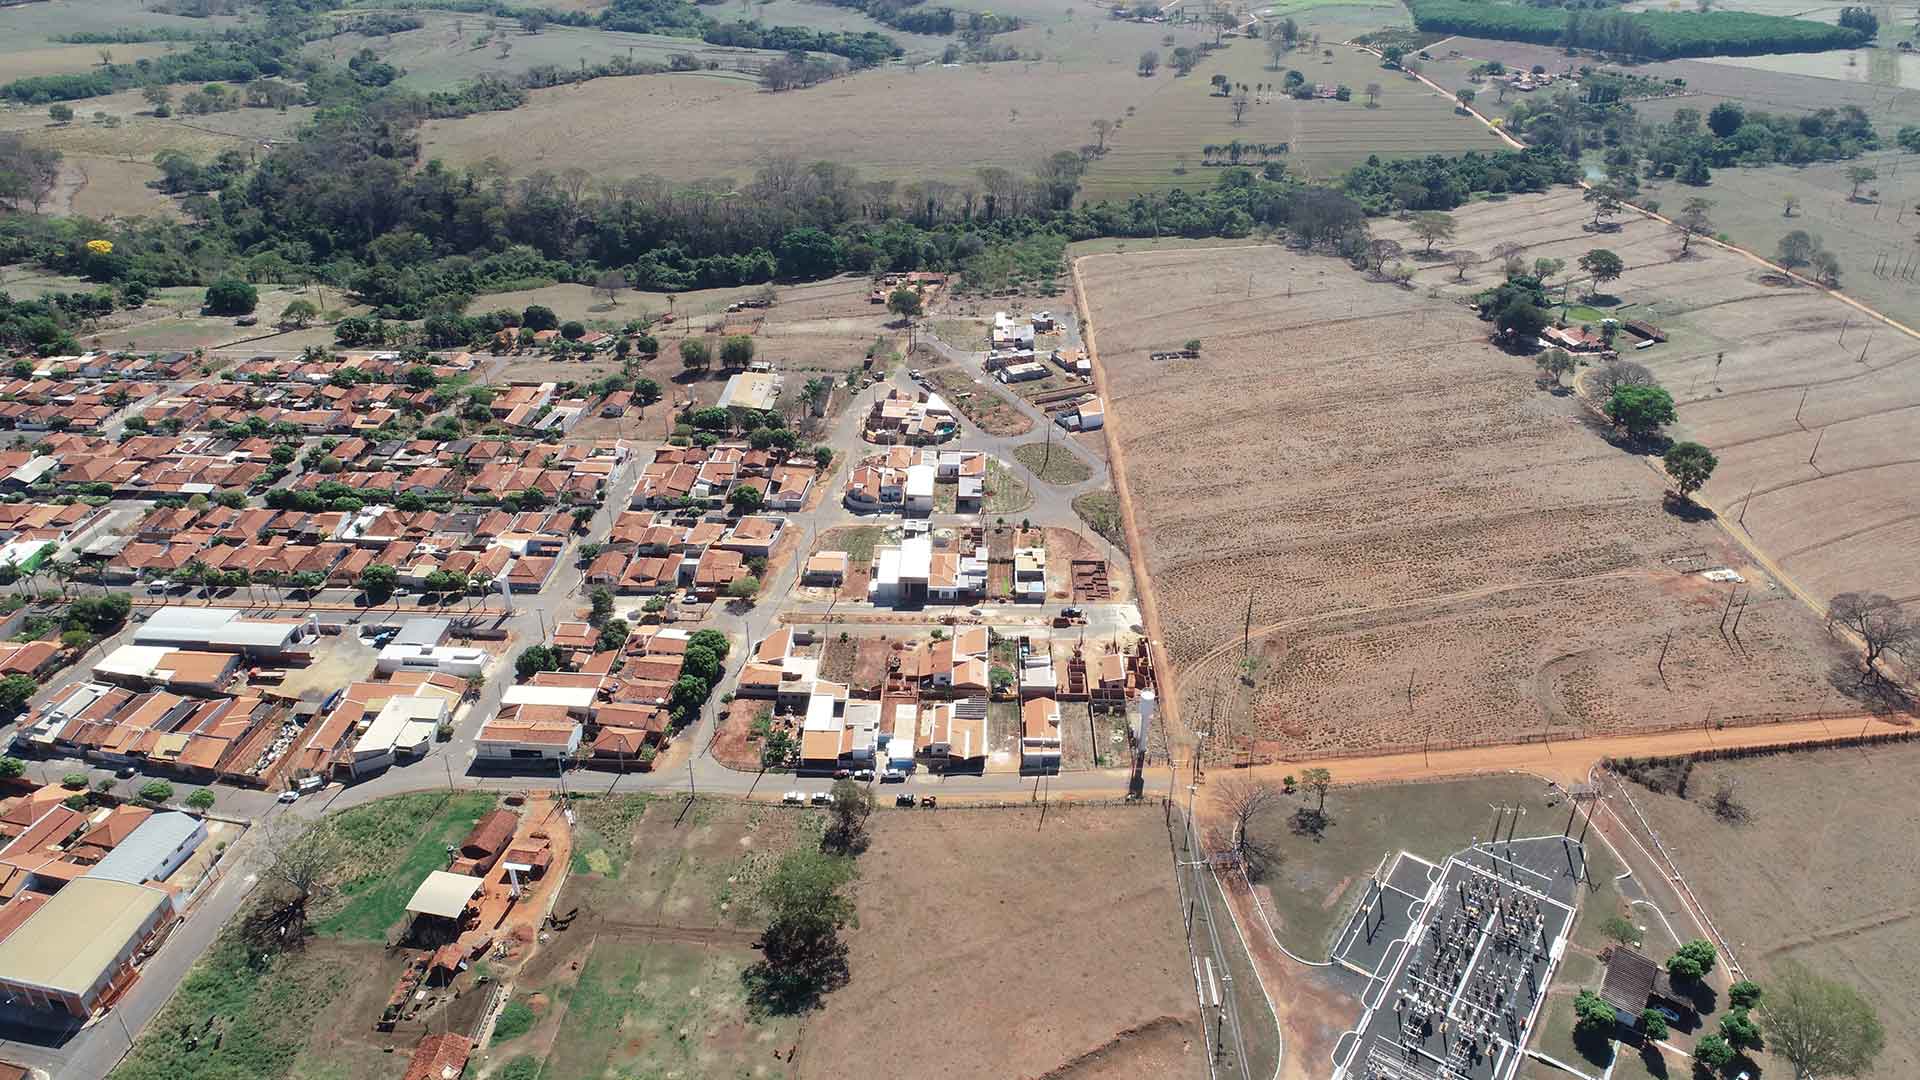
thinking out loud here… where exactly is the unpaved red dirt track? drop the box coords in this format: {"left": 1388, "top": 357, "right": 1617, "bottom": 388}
{"left": 1079, "top": 241, "right": 1854, "bottom": 760}
{"left": 797, "top": 806, "right": 1203, "bottom": 1080}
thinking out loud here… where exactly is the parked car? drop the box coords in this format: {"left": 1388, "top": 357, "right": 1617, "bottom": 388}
{"left": 277, "top": 790, "right": 300, "bottom": 804}
{"left": 852, "top": 768, "right": 874, "bottom": 781}
{"left": 809, "top": 791, "right": 832, "bottom": 806}
{"left": 115, "top": 765, "right": 136, "bottom": 779}
{"left": 832, "top": 769, "right": 851, "bottom": 779}
{"left": 921, "top": 796, "right": 937, "bottom": 809}
{"left": 1652, "top": 1005, "right": 1682, "bottom": 1024}
{"left": 882, "top": 769, "right": 906, "bottom": 783}
{"left": 144, "top": 581, "right": 168, "bottom": 595}
{"left": 895, "top": 794, "right": 916, "bottom": 807}
{"left": 781, "top": 791, "right": 805, "bottom": 805}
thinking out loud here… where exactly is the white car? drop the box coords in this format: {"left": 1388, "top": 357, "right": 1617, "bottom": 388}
{"left": 852, "top": 768, "right": 874, "bottom": 782}
{"left": 809, "top": 791, "right": 832, "bottom": 806}
{"left": 882, "top": 769, "right": 907, "bottom": 783}
{"left": 277, "top": 790, "right": 300, "bottom": 804}
{"left": 782, "top": 791, "right": 805, "bottom": 805}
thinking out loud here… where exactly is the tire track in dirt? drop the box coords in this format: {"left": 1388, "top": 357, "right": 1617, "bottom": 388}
{"left": 1698, "top": 400, "right": 1920, "bottom": 451}
{"left": 1775, "top": 510, "right": 1920, "bottom": 561}
{"left": 1728, "top": 457, "right": 1920, "bottom": 509}
{"left": 1758, "top": 905, "right": 1920, "bottom": 961}
{"left": 1173, "top": 567, "right": 1655, "bottom": 703}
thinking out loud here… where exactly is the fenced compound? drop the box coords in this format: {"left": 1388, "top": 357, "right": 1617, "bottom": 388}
{"left": 1332, "top": 835, "right": 1583, "bottom": 1080}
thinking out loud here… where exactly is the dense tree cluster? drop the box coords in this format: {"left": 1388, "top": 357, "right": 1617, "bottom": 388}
{"left": 1405, "top": 0, "right": 1868, "bottom": 58}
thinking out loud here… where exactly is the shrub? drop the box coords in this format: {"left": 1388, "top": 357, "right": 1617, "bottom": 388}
{"left": 492, "top": 997, "right": 536, "bottom": 1044}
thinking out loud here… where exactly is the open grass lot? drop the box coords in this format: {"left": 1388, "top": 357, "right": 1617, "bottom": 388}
{"left": 309, "top": 12, "right": 774, "bottom": 92}
{"left": 1081, "top": 236, "right": 1852, "bottom": 760}
{"left": 796, "top": 805, "right": 1206, "bottom": 1080}
{"left": 111, "top": 792, "right": 502, "bottom": 1080}
{"left": 1082, "top": 41, "right": 1508, "bottom": 199}
{"left": 1016, "top": 438, "right": 1094, "bottom": 483}
{"left": 1629, "top": 743, "right": 1920, "bottom": 1080}
{"left": 0, "top": 0, "right": 249, "bottom": 52}
{"left": 419, "top": 18, "right": 1175, "bottom": 186}
{"left": 497, "top": 797, "right": 809, "bottom": 1080}
{"left": 1375, "top": 187, "right": 1920, "bottom": 614}
{"left": 2, "top": 41, "right": 179, "bottom": 80}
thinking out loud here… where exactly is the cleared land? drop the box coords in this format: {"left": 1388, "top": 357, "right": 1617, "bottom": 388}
{"left": 1016, "top": 438, "right": 1094, "bottom": 484}
{"left": 1081, "top": 235, "right": 1853, "bottom": 760}
{"left": 797, "top": 805, "right": 1206, "bottom": 1080}
{"left": 0, "top": 0, "right": 247, "bottom": 51}
{"left": 1373, "top": 187, "right": 1920, "bottom": 613}
{"left": 1629, "top": 743, "right": 1920, "bottom": 1080}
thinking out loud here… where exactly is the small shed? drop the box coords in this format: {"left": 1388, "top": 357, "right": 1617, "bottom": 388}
{"left": 405, "top": 871, "right": 483, "bottom": 941}
{"left": 452, "top": 810, "right": 517, "bottom": 876}
{"left": 1599, "top": 945, "right": 1674, "bottom": 1020}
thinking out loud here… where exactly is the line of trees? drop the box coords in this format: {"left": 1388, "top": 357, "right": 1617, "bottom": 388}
{"left": 1404, "top": 0, "right": 1868, "bottom": 59}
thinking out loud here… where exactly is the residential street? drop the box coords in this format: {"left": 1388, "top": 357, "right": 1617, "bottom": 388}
{"left": 0, "top": 328, "right": 1153, "bottom": 1077}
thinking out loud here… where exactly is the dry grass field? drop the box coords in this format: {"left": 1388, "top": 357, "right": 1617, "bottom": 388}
{"left": 1630, "top": 743, "right": 1920, "bottom": 1080}
{"left": 0, "top": 0, "right": 246, "bottom": 52}
{"left": 1081, "top": 236, "right": 1854, "bottom": 759}
{"left": 1372, "top": 188, "right": 1920, "bottom": 613}
{"left": 797, "top": 805, "right": 1205, "bottom": 1080}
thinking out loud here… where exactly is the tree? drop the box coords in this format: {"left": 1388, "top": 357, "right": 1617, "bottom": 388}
{"left": 595, "top": 270, "right": 628, "bottom": 304}
{"left": 249, "top": 820, "right": 347, "bottom": 947}
{"left": 1764, "top": 961, "right": 1884, "bottom": 1078}
{"left": 589, "top": 585, "right": 615, "bottom": 626}
{"left": 1810, "top": 248, "right": 1842, "bottom": 286}
{"left": 1845, "top": 163, "right": 1878, "bottom": 200}
{"left": 1783, "top": 194, "right": 1801, "bottom": 217}
{"left": 1409, "top": 210, "right": 1457, "bottom": 253}
{"left": 1776, "top": 229, "right": 1818, "bottom": 271}
{"left": 727, "top": 576, "right": 761, "bottom": 600}
{"left": 1674, "top": 197, "right": 1713, "bottom": 255}
{"left": 1300, "top": 767, "right": 1332, "bottom": 812}
{"left": 560, "top": 320, "right": 586, "bottom": 341}
{"left": 1827, "top": 592, "right": 1917, "bottom": 683}
{"left": 1455, "top": 87, "right": 1475, "bottom": 108}
{"left": 1694, "top": 1034, "right": 1737, "bottom": 1070}
{"left": 1231, "top": 90, "right": 1250, "bottom": 124}
{"left": 1138, "top": 49, "right": 1159, "bottom": 76}
{"left": 1707, "top": 101, "right": 1745, "bottom": 137}
{"left": 137, "top": 780, "right": 174, "bottom": 804}
{"left": 823, "top": 778, "right": 875, "bottom": 854}
{"left": 1584, "top": 185, "right": 1624, "bottom": 230}
{"left": 1449, "top": 249, "right": 1480, "bottom": 280}
{"left": 521, "top": 304, "right": 558, "bottom": 331}
{"left": 634, "top": 378, "right": 662, "bottom": 406}
{"left": 1214, "top": 778, "right": 1283, "bottom": 870}
{"left": 1496, "top": 299, "right": 1550, "bottom": 343}
{"left": 1578, "top": 248, "right": 1624, "bottom": 297}
{"left": 1662, "top": 441, "right": 1717, "bottom": 498}
{"left": 1573, "top": 989, "right": 1617, "bottom": 1038}
{"left": 279, "top": 299, "right": 319, "bottom": 328}
{"left": 1729, "top": 979, "right": 1764, "bottom": 1009}
{"left": 60, "top": 629, "right": 94, "bottom": 653}
{"left": 358, "top": 563, "right": 397, "bottom": 603}
{"left": 1364, "top": 81, "right": 1381, "bottom": 106}
{"left": 1536, "top": 348, "right": 1578, "bottom": 386}
{"left": 597, "top": 620, "right": 630, "bottom": 654}
{"left": 1266, "top": 35, "right": 1286, "bottom": 68}
{"left": 720, "top": 335, "right": 755, "bottom": 369}
{"left": 1091, "top": 118, "right": 1113, "bottom": 152}
{"left": 1666, "top": 938, "right": 1718, "bottom": 982}
{"left": 186, "top": 788, "right": 216, "bottom": 811}
{"left": 1607, "top": 385, "right": 1676, "bottom": 439}
{"left": 680, "top": 337, "right": 712, "bottom": 370}
{"left": 204, "top": 279, "right": 258, "bottom": 316}
{"left": 48, "top": 104, "right": 74, "bottom": 124}
{"left": 1639, "top": 1007, "right": 1669, "bottom": 1040}
{"left": 1720, "top": 1007, "right": 1762, "bottom": 1049}
{"left": 516, "top": 644, "right": 563, "bottom": 680}
{"left": 0, "top": 758, "right": 22, "bottom": 780}
{"left": 886, "top": 287, "right": 922, "bottom": 322}
{"left": 1590, "top": 359, "right": 1655, "bottom": 399}
{"left": 0, "top": 675, "right": 35, "bottom": 717}
{"left": 730, "top": 485, "right": 765, "bottom": 514}
{"left": 688, "top": 628, "right": 732, "bottom": 661}
{"left": 746, "top": 848, "right": 856, "bottom": 1014}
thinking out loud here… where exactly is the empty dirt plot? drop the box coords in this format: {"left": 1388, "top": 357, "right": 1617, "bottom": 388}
{"left": 796, "top": 805, "right": 1206, "bottom": 1080}
{"left": 1081, "top": 239, "right": 1852, "bottom": 758}
{"left": 1375, "top": 187, "right": 1920, "bottom": 613}
{"left": 1628, "top": 743, "right": 1920, "bottom": 1080}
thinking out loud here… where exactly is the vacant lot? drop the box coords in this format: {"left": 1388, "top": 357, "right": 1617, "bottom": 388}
{"left": 1375, "top": 187, "right": 1920, "bottom": 613}
{"left": 1630, "top": 743, "right": 1920, "bottom": 1080}
{"left": 797, "top": 805, "right": 1205, "bottom": 1080}
{"left": 1016, "top": 438, "right": 1094, "bottom": 484}
{"left": 497, "top": 798, "right": 808, "bottom": 1080}
{"left": 1082, "top": 236, "right": 1853, "bottom": 758}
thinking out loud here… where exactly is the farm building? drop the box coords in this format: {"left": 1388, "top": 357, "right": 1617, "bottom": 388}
{"left": 451, "top": 810, "right": 518, "bottom": 876}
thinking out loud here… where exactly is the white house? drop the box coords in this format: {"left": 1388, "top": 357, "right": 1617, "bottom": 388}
{"left": 903, "top": 464, "right": 936, "bottom": 515}
{"left": 377, "top": 642, "right": 489, "bottom": 678}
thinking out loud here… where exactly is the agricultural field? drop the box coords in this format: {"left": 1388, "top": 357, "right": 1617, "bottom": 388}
{"left": 1081, "top": 233, "right": 1856, "bottom": 760}
{"left": 1081, "top": 40, "right": 1509, "bottom": 199}
{"left": 308, "top": 12, "right": 777, "bottom": 91}
{"left": 1628, "top": 742, "right": 1920, "bottom": 1080}
{"left": 1373, "top": 187, "right": 1920, "bottom": 613}
{"left": 0, "top": 0, "right": 248, "bottom": 52}
{"left": 797, "top": 805, "right": 1207, "bottom": 1080}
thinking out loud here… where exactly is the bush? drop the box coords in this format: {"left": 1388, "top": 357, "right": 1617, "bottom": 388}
{"left": 61, "top": 772, "right": 88, "bottom": 790}
{"left": 492, "top": 997, "right": 536, "bottom": 1044}
{"left": 137, "top": 780, "right": 175, "bottom": 804}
